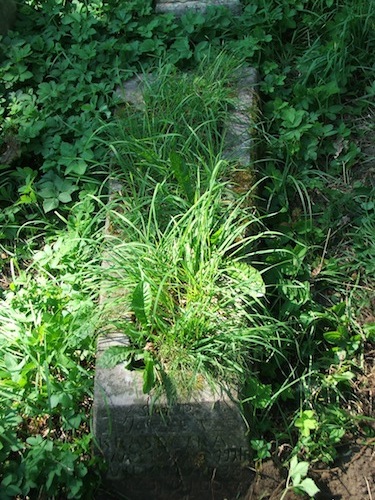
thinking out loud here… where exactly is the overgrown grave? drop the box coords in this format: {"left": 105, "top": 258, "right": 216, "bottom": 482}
{"left": 94, "top": 59, "right": 258, "bottom": 498}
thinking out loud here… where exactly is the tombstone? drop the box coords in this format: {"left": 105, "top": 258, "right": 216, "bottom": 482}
{"left": 115, "top": 66, "right": 258, "bottom": 167}
{"left": 95, "top": 61, "right": 257, "bottom": 498}
{"left": 155, "top": 0, "right": 242, "bottom": 16}
{"left": 94, "top": 334, "right": 252, "bottom": 499}
{"left": 222, "top": 66, "right": 258, "bottom": 167}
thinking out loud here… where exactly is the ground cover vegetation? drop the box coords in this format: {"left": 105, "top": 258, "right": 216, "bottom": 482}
{"left": 0, "top": 0, "right": 374, "bottom": 497}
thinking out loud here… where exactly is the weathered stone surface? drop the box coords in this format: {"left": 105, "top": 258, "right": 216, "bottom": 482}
{"left": 222, "top": 66, "right": 258, "bottom": 167}
{"left": 114, "top": 74, "right": 152, "bottom": 110}
{"left": 94, "top": 333, "right": 251, "bottom": 499}
{"left": 156, "top": 0, "right": 242, "bottom": 15}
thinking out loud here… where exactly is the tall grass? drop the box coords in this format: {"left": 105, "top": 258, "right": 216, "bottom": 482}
{"left": 98, "top": 160, "right": 289, "bottom": 398}
{"left": 108, "top": 53, "right": 243, "bottom": 205}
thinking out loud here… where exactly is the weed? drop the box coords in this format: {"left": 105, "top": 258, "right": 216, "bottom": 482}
{"left": 251, "top": 438, "right": 272, "bottom": 462}
{"left": 0, "top": 198, "right": 105, "bottom": 497}
{"left": 0, "top": 0, "right": 374, "bottom": 494}
{"left": 99, "top": 163, "right": 277, "bottom": 399}
{"left": 281, "top": 455, "right": 320, "bottom": 499}
{"left": 108, "top": 52, "right": 242, "bottom": 199}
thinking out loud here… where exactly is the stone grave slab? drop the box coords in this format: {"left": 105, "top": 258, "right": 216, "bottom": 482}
{"left": 223, "top": 66, "right": 258, "bottom": 167}
{"left": 115, "top": 65, "right": 257, "bottom": 167}
{"left": 94, "top": 335, "right": 251, "bottom": 499}
{"left": 94, "top": 64, "right": 258, "bottom": 498}
{"left": 155, "top": 0, "right": 242, "bottom": 15}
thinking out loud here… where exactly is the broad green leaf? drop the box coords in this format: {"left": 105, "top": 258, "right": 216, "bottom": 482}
{"left": 50, "top": 392, "right": 71, "bottom": 409}
{"left": 50, "top": 394, "right": 61, "bottom": 409}
{"left": 65, "top": 159, "right": 87, "bottom": 176}
{"left": 290, "top": 460, "right": 309, "bottom": 480}
{"left": 43, "top": 198, "right": 59, "bottom": 213}
{"left": 324, "top": 325, "right": 354, "bottom": 350}
{"left": 245, "top": 377, "right": 272, "bottom": 408}
{"left": 363, "top": 322, "right": 375, "bottom": 341}
{"left": 39, "top": 184, "right": 57, "bottom": 199}
{"left": 66, "top": 414, "right": 82, "bottom": 430}
{"left": 323, "top": 330, "right": 344, "bottom": 344}
{"left": 2, "top": 484, "right": 22, "bottom": 496}
{"left": 170, "top": 37, "right": 192, "bottom": 61}
{"left": 4, "top": 353, "right": 20, "bottom": 372}
{"left": 19, "top": 70, "right": 33, "bottom": 82}
{"left": 26, "top": 435, "right": 43, "bottom": 446}
{"left": 225, "top": 262, "right": 265, "bottom": 298}
{"left": 60, "top": 142, "right": 75, "bottom": 157}
{"left": 297, "top": 478, "right": 320, "bottom": 497}
{"left": 58, "top": 191, "right": 73, "bottom": 203}
{"left": 289, "top": 455, "right": 298, "bottom": 471}
{"left": 329, "top": 427, "right": 345, "bottom": 442}
{"left": 143, "top": 356, "right": 155, "bottom": 394}
{"left": 295, "top": 410, "right": 318, "bottom": 437}
{"left": 132, "top": 281, "right": 152, "bottom": 327}
{"left": 250, "top": 439, "right": 271, "bottom": 459}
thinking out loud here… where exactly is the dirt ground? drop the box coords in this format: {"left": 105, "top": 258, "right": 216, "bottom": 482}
{"left": 245, "top": 344, "right": 375, "bottom": 500}
{"left": 245, "top": 442, "right": 374, "bottom": 499}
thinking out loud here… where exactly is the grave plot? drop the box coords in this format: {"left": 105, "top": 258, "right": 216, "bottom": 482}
{"left": 94, "top": 56, "right": 259, "bottom": 499}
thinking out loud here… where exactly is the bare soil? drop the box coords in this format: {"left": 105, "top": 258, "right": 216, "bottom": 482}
{"left": 245, "top": 441, "right": 374, "bottom": 500}
{"left": 244, "top": 343, "right": 375, "bottom": 500}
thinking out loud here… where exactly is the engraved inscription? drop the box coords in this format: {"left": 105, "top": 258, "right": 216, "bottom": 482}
{"left": 96, "top": 398, "right": 250, "bottom": 478}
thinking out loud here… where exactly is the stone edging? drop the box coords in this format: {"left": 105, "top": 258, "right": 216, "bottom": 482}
{"left": 155, "top": 0, "right": 242, "bottom": 15}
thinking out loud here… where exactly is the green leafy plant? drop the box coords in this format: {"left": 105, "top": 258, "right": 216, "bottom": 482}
{"left": 295, "top": 410, "right": 318, "bottom": 438}
{"left": 99, "top": 163, "right": 277, "bottom": 399}
{"left": 37, "top": 171, "right": 79, "bottom": 212}
{"left": 250, "top": 438, "right": 272, "bottom": 462}
{"left": 0, "top": 0, "right": 374, "bottom": 494}
{"left": 0, "top": 197, "right": 104, "bottom": 498}
{"left": 281, "top": 455, "right": 320, "bottom": 499}
{"left": 109, "top": 51, "right": 241, "bottom": 191}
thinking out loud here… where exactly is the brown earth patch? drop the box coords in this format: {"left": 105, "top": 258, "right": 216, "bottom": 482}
{"left": 244, "top": 341, "right": 375, "bottom": 500}
{"left": 244, "top": 441, "right": 374, "bottom": 500}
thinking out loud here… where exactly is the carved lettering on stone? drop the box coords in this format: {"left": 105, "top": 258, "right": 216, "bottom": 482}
{"left": 94, "top": 333, "right": 251, "bottom": 496}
